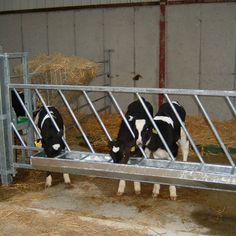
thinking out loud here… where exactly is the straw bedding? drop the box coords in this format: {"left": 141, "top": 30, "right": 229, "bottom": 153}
{"left": 65, "top": 112, "right": 236, "bottom": 157}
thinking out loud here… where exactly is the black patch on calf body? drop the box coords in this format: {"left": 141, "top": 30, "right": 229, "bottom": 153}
{"left": 147, "top": 120, "right": 178, "bottom": 157}
{"left": 109, "top": 97, "right": 153, "bottom": 164}
{"left": 11, "top": 90, "right": 25, "bottom": 117}
{"left": 156, "top": 102, "right": 186, "bottom": 142}
{"left": 146, "top": 101, "right": 186, "bottom": 158}
{"left": 36, "top": 106, "right": 65, "bottom": 158}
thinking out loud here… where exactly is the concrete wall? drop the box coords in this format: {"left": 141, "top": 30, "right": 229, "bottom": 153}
{"left": 167, "top": 3, "right": 236, "bottom": 120}
{"left": 0, "top": 3, "right": 235, "bottom": 119}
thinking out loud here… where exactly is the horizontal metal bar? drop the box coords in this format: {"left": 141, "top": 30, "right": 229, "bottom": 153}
{"left": 96, "top": 60, "right": 109, "bottom": 64}
{"left": 78, "top": 95, "right": 109, "bottom": 110}
{"left": 0, "top": 52, "right": 27, "bottom": 58}
{"left": 9, "top": 83, "right": 236, "bottom": 97}
{"left": 13, "top": 163, "right": 33, "bottom": 169}
{"left": 31, "top": 151, "right": 236, "bottom": 192}
{"left": 96, "top": 73, "right": 107, "bottom": 77}
{"left": 97, "top": 105, "right": 110, "bottom": 113}
{"left": 10, "top": 75, "right": 22, "bottom": 79}
{"left": 12, "top": 145, "right": 43, "bottom": 151}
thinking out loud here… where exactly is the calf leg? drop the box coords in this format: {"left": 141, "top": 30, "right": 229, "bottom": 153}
{"left": 169, "top": 185, "right": 177, "bottom": 200}
{"left": 134, "top": 182, "right": 141, "bottom": 195}
{"left": 45, "top": 172, "right": 52, "bottom": 187}
{"left": 117, "top": 180, "right": 126, "bottom": 196}
{"left": 63, "top": 173, "right": 71, "bottom": 184}
{"left": 152, "top": 148, "right": 178, "bottom": 200}
{"left": 152, "top": 184, "right": 160, "bottom": 198}
{"left": 179, "top": 127, "right": 189, "bottom": 162}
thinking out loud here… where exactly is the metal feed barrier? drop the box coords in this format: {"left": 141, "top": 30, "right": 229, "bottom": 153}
{"left": 0, "top": 52, "right": 236, "bottom": 192}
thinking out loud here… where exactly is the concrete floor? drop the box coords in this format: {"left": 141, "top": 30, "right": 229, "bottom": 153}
{"left": 0, "top": 170, "right": 236, "bottom": 236}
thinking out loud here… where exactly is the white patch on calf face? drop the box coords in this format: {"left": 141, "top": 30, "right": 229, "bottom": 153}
{"left": 52, "top": 144, "right": 60, "bottom": 150}
{"left": 112, "top": 146, "right": 120, "bottom": 153}
{"left": 135, "top": 119, "right": 146, "bottom": 145}
{"left": 154, "top": 116, "right": 174, "bottom": 128}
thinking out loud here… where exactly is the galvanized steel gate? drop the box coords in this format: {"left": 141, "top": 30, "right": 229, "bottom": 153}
{"left": 1, "top": 52, "right": 236, "bottom": 192}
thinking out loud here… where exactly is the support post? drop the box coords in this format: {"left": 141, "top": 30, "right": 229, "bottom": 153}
{"left": 159, "top": 0, "right": 166, "bottom": 106}
{"left": 0, "top": 51, "right": 14, "bottom": 185}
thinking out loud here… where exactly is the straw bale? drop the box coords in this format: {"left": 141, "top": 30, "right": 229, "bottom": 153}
{"left": 14, "top": 53, "right": 99, "bottom": 106}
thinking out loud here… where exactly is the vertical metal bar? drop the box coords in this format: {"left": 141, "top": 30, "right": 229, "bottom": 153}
{"left": 2, "top": 53, "right": 14, "bottom": 183}
{"left": 34, "top": 89, "right": 71, "bottom": 152}
{"left": 164, "top": 94, "right": 205, "bottom": 164}
{"left": 104, "top": 49, "right": 113, "bottom": 113}
{"left": 83, "top": 91, "right": 112, "bottom": 141}
{"left": 226, "top": 96, "right": 236, "bottom": 117}
{"left": 108, "top": 91, "right": 147, "bottom": 159}
{"left": 58, "top": 90, "right": 95, "bottom": 153}
{"left": 22, "top": 53, "right": 34, "bottom": 159}
{"left": 194, "top": 95, "right": 235, "bottom": 168}
{"left": 0, "top": 54, "right": 10, "bottom": 184}
{"left": 136, "top": 93, "right": 175, "bottom": 161}
{"left": 159, "top": 0, "right": 166, "bottom": 106}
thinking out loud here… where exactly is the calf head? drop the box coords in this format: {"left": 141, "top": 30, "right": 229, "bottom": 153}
{"left": 133, "top": 118, "right": 152, "bottom": 147}
{"left": 108, "top": 140, "right": 125, "bottom": 163}
{"left": 42, "top": 129, "right": 65, "bottom": 158}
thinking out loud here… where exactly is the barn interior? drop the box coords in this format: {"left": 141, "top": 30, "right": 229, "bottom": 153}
{"left": 0, "top": 0, "right": 236, "bottom": 235}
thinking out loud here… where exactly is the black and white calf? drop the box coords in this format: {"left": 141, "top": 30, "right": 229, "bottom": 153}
{"left": 145, "top": 101, "right": 189, "bottom": 200}
{"left": 34, "top": 106, "right": 71, "bottom": 187}
{"left": 109, "top": 97, "right": 153, "bottom": 195}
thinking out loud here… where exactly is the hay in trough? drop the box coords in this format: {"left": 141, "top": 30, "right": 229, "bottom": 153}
{"left": 14, "top": 53, "right": 99, "bottom": 106}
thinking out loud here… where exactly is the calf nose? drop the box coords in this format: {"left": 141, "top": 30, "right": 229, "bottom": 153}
{"left": 136, "top": 139, "right": 143, "bottom": 146}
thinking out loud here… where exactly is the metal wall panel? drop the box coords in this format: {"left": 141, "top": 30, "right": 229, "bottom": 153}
{"left": 22, "top": 13, "right": 48, "bottom": 58}
{"left": 0, "top": 3, "right": 235, "bottom": 120}
{"left": 0, "top": 14, "right": 22, "bottom": 52}
{"left": 134, "top": 6, "right": 159, "bottom": 111}
{"left": 167, "top": 4, "right": 201, "bottom": 116}
{"left": 200, "top": 4, "right": 236, "bottom": 120}
{"left": 104, "top": 7, "right": 134, "bottom": 108}
{"left": 48, "top": 11, "right": 75, "bottom": 55}
{"left": 75, "top": 9, "right": 103, "bottom": 61}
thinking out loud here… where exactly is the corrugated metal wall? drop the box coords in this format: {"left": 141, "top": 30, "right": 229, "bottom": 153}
{"left": 0, "top": 3, "right": 235, "bottom": 120}
{"left": 0, "top": 0, "right": 158, "bottom": 12}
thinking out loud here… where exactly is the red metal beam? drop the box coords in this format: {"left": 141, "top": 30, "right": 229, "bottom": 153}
{"left": 159, "top": 0, "right": 166, "bottom": 106}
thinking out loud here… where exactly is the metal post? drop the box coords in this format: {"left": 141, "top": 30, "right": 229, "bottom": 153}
{"left": 159, "top": 0, "right": 166, "bottom": 106}
{"left": 0, "top": 53, "right": 14, "bottom": 184}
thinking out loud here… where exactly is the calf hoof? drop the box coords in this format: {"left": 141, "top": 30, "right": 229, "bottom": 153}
{"left": 117, "top": 191, "right": 124, "bottom": 196}
{"left": 45, "top": 182, "right": 51, "bottom": 188}
{"left": 135, "top": 191, "right": 141, "bottom": 195}
{"left": 45, "top": 175, "right": 52, "bottom": 188}
{"left": 170, "top": 195, "right": 177, "bottom": 201}
{"left": 65, "top": 183, "right": 74, "bottom": 189}
{"left": 152, "top": 193, "right": 159, "bottom": 199}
